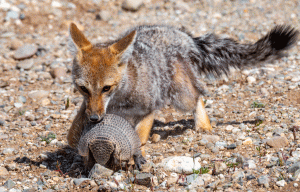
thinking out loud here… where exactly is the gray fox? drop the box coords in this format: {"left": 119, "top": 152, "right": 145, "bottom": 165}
{"left": 68, "top": 23, "right": 298, "bottom": 156}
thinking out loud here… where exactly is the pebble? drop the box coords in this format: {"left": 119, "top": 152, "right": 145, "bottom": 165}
{"left": 134, "top": 173, "right": 153, "bottom": 187}
{"left": 88, "top": 164, "right": 114, "bottom": 178}
{"left": 16, "top": 59, "right": 34, "bottom": 70}
{"left": 2, "top": 148, "right": 15, "bottom": 155}
{"left": 5, "top": 10, "right": 19, "bottom": 21}
{"left": 257, "top": 175, "right": 269, "bottom": 188}
{"left": 247, "top": 76, "right": 256, "bottom": 84}
{"left": 225, "top": 125, "right": 234, "bottom": 133}
{"left": 159, "top": 156, "right": 201, "bottom": 174}
{"left": 96, "top": 10, "right": 112, "bottom": 21}
{"left": 227, "top": 143, "right": 237, "bottom": 149}
{"left": 3, "top": 179, "right": 15, "bottom": 189}
{"left": 0, "top": 167, "right": 9, "bottom": 178}
{"left": 28, "top": 90, "right": 50, "bottom": 100}
{"left": 13, "top": 44, "right": 38, "bottom": 60}
{"left": 215, "top": 141, "right": 227, "bottom": 148}
{"left": 276, "top": 179, "right": 286, "bottom": 187}
{"left": 122, "top": 0, "right": 143, "bottom": 11}
{"left": 50, "top": 67, "right": 67, "bottom": 81}
{"left": 287, "top": 162, "right": 300, "bottom": 174}
{"left": 73, "top": 178, "right": 90, "bottom": 186}
{"left": 266, "top": 136, "right": 289, "bottom": 148}
{"left": 151, "top": 133, "right": 161, "bottom": 143}
{"left": 214, "top": 162, "right": 227, "bottom": 174}
{"left": 243, "top": 138, "right": 253, "bottom": 145}
{"left": 294, "top": 183, "right": 299, "bottom": 187}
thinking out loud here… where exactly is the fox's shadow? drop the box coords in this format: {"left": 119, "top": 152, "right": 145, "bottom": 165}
{"left": 151, "top": 119, "right": 256, "bottom": 139}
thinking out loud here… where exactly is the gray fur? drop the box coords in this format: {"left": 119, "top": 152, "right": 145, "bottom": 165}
{"left": 98, "top": 25, "right": 298, "bottom": 126}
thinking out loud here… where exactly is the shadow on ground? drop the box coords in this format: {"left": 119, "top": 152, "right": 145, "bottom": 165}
{"left": 151, "top": 119, "right": 256, "bottom": 139}
{"left": 14, "top": 146, "right": 87, "bottom": 177}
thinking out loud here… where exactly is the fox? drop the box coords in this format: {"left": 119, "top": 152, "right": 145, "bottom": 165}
{"left": 67, "top": 23, "right": 298, "bottom": 156}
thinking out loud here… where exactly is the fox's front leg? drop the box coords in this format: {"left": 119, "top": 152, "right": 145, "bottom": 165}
{"left": 135, "top": 113, "right": 154, "bottom": 157}
{"left": 194, "top": 97, "right": 213, "bottom": 132}
{"left": 67, "top": 101, "right": 88, "bottom": 148}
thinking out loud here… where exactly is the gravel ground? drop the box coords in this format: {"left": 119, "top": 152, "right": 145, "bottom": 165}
{"left": 0, "top": 0, "right": 300, "bottom": 191}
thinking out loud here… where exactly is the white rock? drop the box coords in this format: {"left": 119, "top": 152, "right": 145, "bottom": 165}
{"left": 232, "top": 128, "right": 241, "bottom": 134}
{"left": 294, "top": 183, "right": 298, "bottom": 187}
{"left": 159, "top": 156, "right": 201, "bottom": 174}
{"left": 0, "top": 0, "right": 11, "bottom": 11}
{"left": 51, "top": 1, "right": 62, "bottom": 7}
{"left": 225, "top": 125, "right": 234, "bottom": 133}
{"left": 276, "top": 179, "right": 286, "bottom": 187}
{"left": 247, "top": 160, "right": 256, "bottom": 169}
{"left": 247, "top": 76, "right": 256, "bottom": 84}
{"left": 14, "top": 102, "right": 23, "bottom": 108}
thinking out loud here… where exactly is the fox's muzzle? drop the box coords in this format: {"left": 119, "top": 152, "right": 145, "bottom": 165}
{"left": 89, "top": 114, "right": 101, "bottom": 122}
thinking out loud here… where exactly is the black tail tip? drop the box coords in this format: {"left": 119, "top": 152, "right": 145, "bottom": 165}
{"left": 268, "top": 25, "right": 299, "bottom": 51}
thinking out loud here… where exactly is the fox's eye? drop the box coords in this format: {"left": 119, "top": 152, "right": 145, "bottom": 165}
{"left": 79, "top": 86, "right": 89, "bottom": 94}
{"left": 102, "top": 86, "right": 111, "bottom": 93}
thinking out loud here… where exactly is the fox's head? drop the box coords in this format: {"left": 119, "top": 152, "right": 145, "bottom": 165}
{"left": 69, "top": 23, "right": 136, "bottom": 122}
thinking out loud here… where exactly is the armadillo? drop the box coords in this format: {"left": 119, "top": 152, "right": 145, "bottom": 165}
{"left": 78, "top": 114, "right": 146, "bottom": 170}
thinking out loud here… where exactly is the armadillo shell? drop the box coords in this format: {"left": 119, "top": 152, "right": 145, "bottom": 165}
{"left": 78, "top": 114, "right": 141, "bottom": 167}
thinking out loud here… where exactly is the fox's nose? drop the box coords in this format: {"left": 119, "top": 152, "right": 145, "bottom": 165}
{"left": 89, "top": 114, "right": 100, "bottom": 122}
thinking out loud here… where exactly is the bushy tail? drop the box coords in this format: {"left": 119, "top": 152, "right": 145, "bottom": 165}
{"left": 191, "top": 25, "right": 299, "bottom": 77}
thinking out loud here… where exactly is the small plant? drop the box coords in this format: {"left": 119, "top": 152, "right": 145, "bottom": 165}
{"left": 256, "top": 146, "right": 266, "bottom": 163}
{"left": 255, "top": 119, "right": 264, "bottom": 127}
{"left": 65, "top": 97, "right": 70, "bottom": 110}
{"left": 192, "top": 167, "right": 210, "bottom": 175}
{"left": 18, "top": 109, "right": 26, "bottom": 116}
{"left": 251, "top": 101, "right": 265, "bottom": 108}
{"left": 40, "top": 133, "right": 56, "bottom": 144}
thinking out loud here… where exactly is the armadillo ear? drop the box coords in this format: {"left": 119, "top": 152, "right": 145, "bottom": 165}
{"left": 109, "top": 30, "right": 136, "bottom": 55}
{"left": 69, "top": 23, "right": 92, "bottom": 52}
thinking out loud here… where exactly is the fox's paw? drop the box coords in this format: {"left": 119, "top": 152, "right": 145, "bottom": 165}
{"left": 195, "top": 122, "right": 213, "bottom": 132}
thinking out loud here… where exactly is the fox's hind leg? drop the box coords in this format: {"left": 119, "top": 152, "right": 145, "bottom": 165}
{"left": 135, "top": 113, "right": 154, "bottom": 157}
{"left": 194, "top": 97, "right": 212, "bottom": 132}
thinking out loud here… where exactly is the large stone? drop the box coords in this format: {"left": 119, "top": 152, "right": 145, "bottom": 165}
{"left": 159, "top": 156, "right": 201, "bottom": 174}
{"left": 266, "top": 136, "right": 289, "bottom": 148}
{"left": 89, "top": 164, "right": 114, "bottom": 178}
{"left": 122, "top": 0, "right": 143, "bottom": 11}
{"left": 14, "top": 44, "right": 38, "bottom": 60}
{"left": 16, "top": 59, "right": 34, "bottom": 70}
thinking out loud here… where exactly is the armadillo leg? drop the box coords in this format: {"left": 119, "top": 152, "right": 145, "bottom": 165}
{"left": 135, "top": 113, "right": 154, "bottom": 157}
{"left": 133, "top": 151, "right": 147, "bottom": 170}
{"left": 67, "top": 101, "right": 88, "bottom": 148}
{"left": 194, "top": 97, "right": 212, "bottom": 132}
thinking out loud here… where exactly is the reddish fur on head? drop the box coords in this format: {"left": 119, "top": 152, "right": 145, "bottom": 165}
{"left": 69, "top": 23, "right": 136, "bottom": 121}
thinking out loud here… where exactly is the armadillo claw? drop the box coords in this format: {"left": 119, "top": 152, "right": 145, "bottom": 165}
{"left": 133, "top": 154, "right": 147, "bottom": 170}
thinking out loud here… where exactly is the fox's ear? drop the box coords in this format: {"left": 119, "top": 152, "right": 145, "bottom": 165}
{"left": 109, "top": 30, "right": 136, "bottom": 55}
{"left": 69, "top": 23, "right": 92, "bottom": 52}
